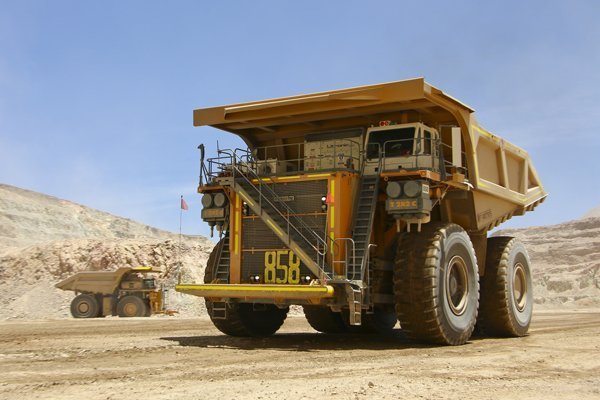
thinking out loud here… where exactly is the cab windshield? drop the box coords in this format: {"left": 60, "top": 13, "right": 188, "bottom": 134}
{"left": 366, "top": 127, "right": 415, "bottom": 159}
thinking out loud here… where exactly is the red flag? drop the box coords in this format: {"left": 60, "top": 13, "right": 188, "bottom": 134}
{"left": 180, "top": 196, "right": 188, "bottom": 211}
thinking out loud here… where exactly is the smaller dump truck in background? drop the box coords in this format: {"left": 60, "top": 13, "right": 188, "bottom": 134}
{"left": 55, "top": 266, "right": 169, "bottom": 318}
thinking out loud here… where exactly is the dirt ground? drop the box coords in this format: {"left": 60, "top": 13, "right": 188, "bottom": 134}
{"left": 0, "top": 311, "right": 599, "bottom": 400}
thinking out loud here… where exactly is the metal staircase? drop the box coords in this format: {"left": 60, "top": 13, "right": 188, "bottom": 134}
{"left": 214, "top": 231, "right": 231, "bottom": 283}
{"left": 233, "top": 177, "right": 327, "bottom": 278}
{"left": 345, "top": 284, "right": 363, "bottom": 325}
{"left": 212, "top": 150, "right": 329, "bottom": 279}
{"left": 347, "top": 175, "right": 379, "bottom": 281}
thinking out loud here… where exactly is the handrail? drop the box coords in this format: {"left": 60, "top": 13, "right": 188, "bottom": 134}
{"left": 252, "top": 138, "right": 363, "bottom": 174}
{"left": 332, "top": 237, "right": 356, "bottom": 279}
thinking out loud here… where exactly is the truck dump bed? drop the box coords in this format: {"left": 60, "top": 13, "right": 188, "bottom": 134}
{"left": 193, "top": 78, "right": 546, "bottom": 230}
{"left": 55, "top": 267, "right": 159, "bottom": 295}
{"left": 55, "top": 267, "right": 133, "bottom": 295}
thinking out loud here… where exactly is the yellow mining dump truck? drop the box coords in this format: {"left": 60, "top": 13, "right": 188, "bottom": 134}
{"left": 56, "top": 266, "right": 168, "bottom": 318}
{"left": 177, "top": 78, "right": 547, "bottom": 345}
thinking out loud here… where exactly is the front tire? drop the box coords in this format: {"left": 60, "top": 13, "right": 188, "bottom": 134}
{"left": 394, "top": 223, "right": 479, "bottom": 345}
{"left": 117, "top": 295, "right": 149, "bottom": 317}
{"left": 208, "top": 302, "right": 289, "bottom": 337}
{"left": 203, "top": 239, "right": 288, "bottom": 337}
{"left": 70, "top": 294, "right": 101, "bottom": 318}
{"left": 478, "top": 237, "right": 533, "bottom": 337}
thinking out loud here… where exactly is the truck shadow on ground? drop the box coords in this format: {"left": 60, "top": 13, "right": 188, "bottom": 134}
{"left": 160, "top": 329, "right": 480, "bottom": 351}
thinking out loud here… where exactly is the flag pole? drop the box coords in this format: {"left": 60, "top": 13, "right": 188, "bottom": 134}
{"left": 178, "top": 195, "right": 183, "bottom": 284}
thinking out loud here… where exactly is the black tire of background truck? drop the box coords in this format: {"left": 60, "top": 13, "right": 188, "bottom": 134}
{"left": 394, "top": 223, "right": 480, "bottom": 345}
{"left": 70, "top": 294, "right": 101, "bottom": 318}
{"left": 116, "top": 295, "right": 149, "bottom": 317}
{"left": 478, "top": 236, "right": 533, "bottom": 337}
{"left": 303, "top": 305, "right": 348, "bottom": 334}
{"left": 207, "top": 302, "right": 289, "bottom": 337}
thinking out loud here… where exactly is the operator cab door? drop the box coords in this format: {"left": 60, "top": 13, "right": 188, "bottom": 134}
{"left": 363, "top": 123, "right": 440, "bottom": 174}
{"left": 364, "top": 123, "right": 417, "bottom": 174}
{"left": 417, "top": 126, "right": 440, "bottom": 172}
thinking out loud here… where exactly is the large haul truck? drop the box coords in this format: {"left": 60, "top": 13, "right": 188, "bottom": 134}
{"left": 177, "top": 78, "right": 546, "bottom": 345}
{"left": 56, "top": 267, "right": 168, "bottom": 318}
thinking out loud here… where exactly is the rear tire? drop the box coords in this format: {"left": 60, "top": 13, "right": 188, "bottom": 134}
{"left": 70, "top": 294, "right": 100, "bottom": 318}
{"left": 340, "top": 305, "right": 398, "bottom": 334}
{"left": 117, "top": 295, "right": 148, "bottom": 317}
{"left": 360, "top": 305, "right": 398, "bottom": 334}
{"left": 208, "top": 302, "right": 289, "bottom": 337}
{"left": 478, "top": 237, "right": 533, "bottom": 337}
{"left": 394, "top": 223, "right": 479, "bottom": 345}
{"left": 303, "top": 305, "right": 348, "bottom": 334}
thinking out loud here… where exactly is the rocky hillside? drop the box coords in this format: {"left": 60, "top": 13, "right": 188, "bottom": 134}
{"left": 0, "top": 184, "right": 214, "bottom": 320}
{"left": 0, "top": 184, "right": 178, "bottom": 252}
{"left": 495, "top": 216, "right": 600, "bottom": 309}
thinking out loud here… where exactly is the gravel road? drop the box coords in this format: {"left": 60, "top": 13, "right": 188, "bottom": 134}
{"left": 1, "top": 310, "right": 599, "bottom": 399}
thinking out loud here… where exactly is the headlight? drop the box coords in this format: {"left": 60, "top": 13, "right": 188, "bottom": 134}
{"left": 403, "top": 181, "right": 421, "bottom": 198}
{"left": 213, "top": 192, "right": 227, "bottom": 207}
{"left": 201, "top": 193, "right": 214, "bottom": 208}
{"left": 386, "top": 181, "right": 402, "bottom": 198}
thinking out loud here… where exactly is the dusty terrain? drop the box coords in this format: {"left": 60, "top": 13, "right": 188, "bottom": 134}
{"left": 0, "top": 311, "right": 599, "bottom": 400}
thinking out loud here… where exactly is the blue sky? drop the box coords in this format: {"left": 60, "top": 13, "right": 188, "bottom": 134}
{"left": 1, "top": 1, "right": 599, "bottom": 237}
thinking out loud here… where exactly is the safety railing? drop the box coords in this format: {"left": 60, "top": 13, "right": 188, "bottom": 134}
{"left": 252, "top": 139, "right": 362, "bottom": 175}
{"left": 200, "top": 140, "right": 363, "bottom": 185}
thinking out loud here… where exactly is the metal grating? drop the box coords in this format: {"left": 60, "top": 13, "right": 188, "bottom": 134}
{"left": 240, "top": 179, "right": 328, "bottom": 283}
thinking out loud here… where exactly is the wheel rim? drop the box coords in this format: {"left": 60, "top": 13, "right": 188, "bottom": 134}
{"left": 446, "top": 255, "right": 469, "bottom": 316}
{"left": 513, "top": 263, "right": 528, "bottom": 312}
{"left": 78, "top": 302, "right": 90, "bottom": 314}
{"left": 123, "top": 302, "right": 138, "bottom": 316}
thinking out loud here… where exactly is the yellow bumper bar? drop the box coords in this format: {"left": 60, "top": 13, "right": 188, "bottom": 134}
{"left": 175, "top": 283, "right": 335, "bottom": 300}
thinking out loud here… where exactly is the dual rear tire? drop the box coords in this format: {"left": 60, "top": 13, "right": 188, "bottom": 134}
{"left": 303, "top": 305, "right": 397, "bottom": 334}
{"left": 478, "top": 237, "right": 533, "bottom": 336}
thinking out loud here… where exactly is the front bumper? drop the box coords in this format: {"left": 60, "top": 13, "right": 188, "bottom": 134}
{"left": 175, "top": 283, "right": 336, "bottom": 301}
